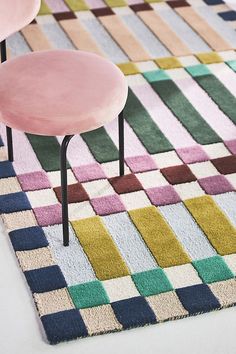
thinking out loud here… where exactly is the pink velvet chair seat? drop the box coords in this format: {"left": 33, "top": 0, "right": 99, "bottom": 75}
{"left": 0, "top": 0, "right": 41, "bottom": 42}
{"left": 0, "top": 50, "right": 128, "bottom": 136}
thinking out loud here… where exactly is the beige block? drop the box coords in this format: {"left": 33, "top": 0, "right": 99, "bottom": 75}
{"left": 34, "top": 288, "right": 75, "bottom": 316}
{"left": 138, "top": 11, "right": 191, "bottom": 56}
{"left": 60, "top": 19, "right": 104, "bottom": 56}
{"left": 1, "top": 210, "right": 37, "bottom": 232}
{"left": 80, "top": 304, "right": 122, "bottom": 335}
{"left": 21, "top": 24, "right": 53, "bottom": 51}
{"left": 0, "top": 177, "right": 22, "bottom": 195}
{"left": 147, "top": 291, "right": 188, "bottom": 321}
{"left": 209, "top": 279, "right": 236, "bottom": 307}
{"left": 16, "top": 247, "right": 55, "bottom": 271}
{"left": 100, "top": 15, "right": 151, "bottom": 61}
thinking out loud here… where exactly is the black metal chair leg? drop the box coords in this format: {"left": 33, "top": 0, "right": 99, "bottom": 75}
{"left": 119, "top": 110, "right": 124, "bottom": 176}
{"left": 60, "top": 135, "right": 74, "bottom": 246}
{"left": 6, "top": 127, "right": 13, "bottom": 162}
{"left": 1, "top": 40, "right": 7, "bottom": 63}
{"left": 1, "top": 41, "right": 14, "bottom": 162}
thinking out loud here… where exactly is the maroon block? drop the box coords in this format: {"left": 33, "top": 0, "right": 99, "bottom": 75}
{"left": 109, "top": 174, "right": 143, "bottom": 194}
{"left": 161, "top": 165, "right": 197, "bottom": 184}
{"left": 211, "top": 155, "right": 236, "bottom": 175}
{"left": 54, "top": 183, "right": 89, "bottom": 204}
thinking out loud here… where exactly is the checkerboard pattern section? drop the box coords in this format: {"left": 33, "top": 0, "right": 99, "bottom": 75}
{"left": 1, "top": 0, "right": 236, "bottom": 345}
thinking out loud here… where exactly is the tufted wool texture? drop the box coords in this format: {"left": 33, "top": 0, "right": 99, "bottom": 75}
{"left": 0, "top": 0, "right": 236, "bottom": 345}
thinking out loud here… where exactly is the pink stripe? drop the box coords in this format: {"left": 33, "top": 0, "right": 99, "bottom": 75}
{"left": 44, "top": 0, "right": 70, "bottom": 12}
{"left": 173, "top": 76, "right": 236, "bottom": 141}
{"left": 0, "top": 124, "right": 42, "bottom": 174}
{"left": 85, "top": 0, "right": 107, "bottom": 9}
{"left": 57, "top": 135, "right": 96, "bottom": 167}
{"left": 209, "top": 63, "right": 236, "bottom": 97}
{"left": 131, "top": 84, "right": 196, "bottom": 148}
{"left": 105, "top": 119, "right": 147, "bottom": 157}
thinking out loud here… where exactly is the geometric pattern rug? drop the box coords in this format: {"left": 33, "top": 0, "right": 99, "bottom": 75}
{"left": 1, "top": 0, "right": 236, "bottom": 345}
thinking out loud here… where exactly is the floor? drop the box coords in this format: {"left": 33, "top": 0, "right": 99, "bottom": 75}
{"left": 0, "top": 221, "right": 236, "bottom": 354}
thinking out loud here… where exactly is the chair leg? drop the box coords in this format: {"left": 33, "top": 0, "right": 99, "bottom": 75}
{"left": 118, "top": 110, "right": 124, "bottom": 176}
{"left": 60, "top": 135, "right": 74, "bottom": 246}
{"left": 1, "top": 40, "right": 7, "bottom": 63}
{"left": 1, "top": 41, "right": 14, "bottom": 162}
{"left": 6, "top": 127, "right": 13, "bottom": 162}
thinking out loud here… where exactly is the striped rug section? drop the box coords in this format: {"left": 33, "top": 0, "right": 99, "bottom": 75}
{"left": 1, "top": 0, "right": 236, "bottom": 345}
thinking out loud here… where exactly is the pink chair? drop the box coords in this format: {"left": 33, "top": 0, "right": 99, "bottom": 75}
{"left": 0, "top": 0, "right": 128, "bottom": 246}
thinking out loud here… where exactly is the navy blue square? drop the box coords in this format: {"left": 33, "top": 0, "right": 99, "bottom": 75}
{"left": 9, "top": 226, "right": 48, "bottom": 251}
{"left": 24, "top": 265, "right": 67, "bottom": 293}
{"left": 0, "top": 192, "right": 31, "bottom": 213}
{"left": 111, "top": 297, "right": 157, "bottom": 329}
{"left": 41, "top": 309, "right": 88, "bottom": 344}
{"left": 203, "top": 0, "right": 223, "bottom": 4}
{"left": 219, "top": 11, "right": 236, "bottom": 21}
{"left": 0, "top": 161, "right": 15, "bottom": 178}
{"left": 176, "top": 284, "right": 220, "bottom": 315}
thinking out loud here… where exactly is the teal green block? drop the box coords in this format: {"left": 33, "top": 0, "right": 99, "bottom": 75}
{"left": 68, "top": 280, "right": 109, "bottom": 309}
{"left": 186, "top": 64, "right": 211, "bottom": 77}
{"left": 143, "top": 70, "right": 170, "bottom": 83}
{"left": 193, "top": 256, "right": 234, "bottom": 284}
{"left": 226, "top": 60, "right": 236, "bottom": 72}
{"left": 132, "top": 268, "right": 173, "bottom": 296}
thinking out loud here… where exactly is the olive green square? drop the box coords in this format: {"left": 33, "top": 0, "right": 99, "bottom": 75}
{"left": 193, "top": 256, "right": 234, "bottom": 284}
{"left": 68, "top": 280, "right": 109, "bottom": 309}
{"left": 132, "top": 268, "right": 173, "bottom": 296}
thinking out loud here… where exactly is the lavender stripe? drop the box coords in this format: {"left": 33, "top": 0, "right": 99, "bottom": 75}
{"left": 130, "top": 81, "right": 196, "bottom": 148}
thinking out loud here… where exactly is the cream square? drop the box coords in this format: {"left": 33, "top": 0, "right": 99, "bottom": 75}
{"left": 121, "top": 191, "right": 151, "bottom": 210}
{"left": 103, "top": 276, "right": 139, "bottom": 302}
{"left": 113, "top": 7, "right": 133, "bottom": 15}
{"left": 178, "top": 55, "right": 200, "bottom": 67}
{"left": 152, "top": 151, "right": 182, "bottom": 168}
{"left": 167, "top": 68, "right": 189, "bottom": 80}
{"left": 218, "top": 50, "right": 236, "bottom": 61}
{"left": 202, "top": 143, "right": 230, "bottom": 159}
{"left": 68, "top": 201, "right": 95, "bottom": 221}
{"left": 82, "top": 179, "right": 114, "bottom": 199}
{"left": 135, "top": 61, "right": 158, "bottom": 73}
{"left": 2, "top": 210, "right": 37, "bottom": 232}
{"left": 0, "top": 177, "right": 21, "bottom": 195}
{"left": 0, "top": 147, "right": 7, "bottom": 161}
{"left": 174, "top": 182, "right": 205, "bottom": 200}
{"left": 189, "top": 161, "right": 219, "bottom": 179}
{"left": 147, "top": 291, "right": 188, "bottom": 321}
{"left": 151, "top": 2, "right": 170, "bottom": 10}
{"left": 16, "top": 247, "right": 55, "bottom": 271}
{"left": 164, "top": 264, "right": 202, "bottom": 289}
{"left": 226, "top": 174, "right": 236, "bottom": 189}
{"left": 47, "top": 169, "right": 77, "bottom": 187}
{"left": 136, "top": 170, "right": 168, "bottom": 189}
{"left": 36, "top": 14, "right": 56, "bottom": 24}
{"left": 75, "top": 10, "right": 95, "bottom": 20}
{"left": 26, "top": 189, "right": 58, "bottom": 208}
{"left": 80, "top": 305, "right": 122, "bottom": 335}
{"left": 126, "top": 74, "right": 147, "bottom": 88}
{"left": 209, "top": 279, "right": 236, "bottom": 307}
{"left": 34, "top": 288, "right": 74, "bottom": 316}
{"left": 224, "top": 254, "right": 236, "bottom": 275}
{"left": 101, "top": 161, "right": 130, "bottom": 178}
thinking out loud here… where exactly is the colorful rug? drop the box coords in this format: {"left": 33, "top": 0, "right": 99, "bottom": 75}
{"left": 1, "top": 0, "right": 236, "bottom": 345}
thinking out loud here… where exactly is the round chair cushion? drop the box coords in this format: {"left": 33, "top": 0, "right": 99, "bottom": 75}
{"left": 0, "top": 0, "right": 41, "bottom": 42}
{"left": 0, "top": 50, "right": 128, "bottom": 136}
